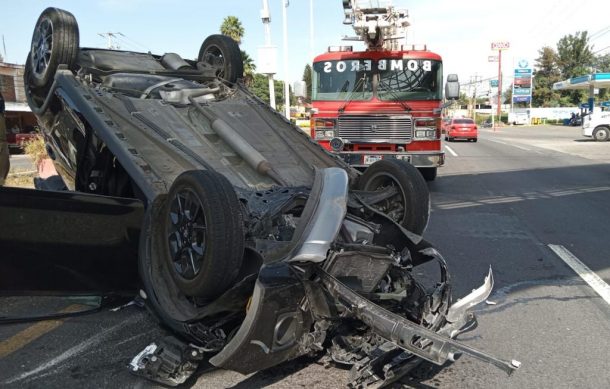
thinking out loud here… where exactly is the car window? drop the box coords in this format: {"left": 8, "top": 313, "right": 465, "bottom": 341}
{"left": 453, "top": 119, "right": 474, "bottom": 124}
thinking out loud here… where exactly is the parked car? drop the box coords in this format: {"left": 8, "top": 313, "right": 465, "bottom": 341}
{"left": 4, "top": 7, "right": 518, "bottom": 387}
{"left": 444, "top": 118, "right": 478, "bottom": 142}
{"left": 6, "top": 127, "right": 39, "bottom": 152}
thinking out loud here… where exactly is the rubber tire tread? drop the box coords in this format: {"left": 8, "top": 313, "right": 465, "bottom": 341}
{"left": 357, "top": 159, "right": 430, "bottom": 235}
{"left": 165, "top": 170, "right": 244, "bottom": 298}
{"left": 30, "top": 8, "right": 79, "bottom": 89}
{"left": 198, "top": 34, "right": 244, "bottom": 83}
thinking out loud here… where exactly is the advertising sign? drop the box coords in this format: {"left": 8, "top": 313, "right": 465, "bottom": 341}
{"left": 513, "top": 57, "right": 532, "bottom": 105}
{"left": 491, "top": 41, "right": 510, "bottom": 50}
{"left": 514, "top": 77, "right": 531, "bottom": 87}
{"left": 514, "top": 87, "right": 531, "bottom": 95}
{"left": 490, "top": 79, "right": 498, "bottom": 87}
{"left": 488, "top": 55, "right": 499, "bottom": 62}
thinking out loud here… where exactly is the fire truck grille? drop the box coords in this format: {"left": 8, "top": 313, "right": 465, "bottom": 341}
{"left": 337, "top": 115, "right": 413, "bottom": 142}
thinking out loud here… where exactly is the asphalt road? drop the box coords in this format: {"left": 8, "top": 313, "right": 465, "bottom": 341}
{"left": 1, "top": 125, "right": 609, "bottom": 388}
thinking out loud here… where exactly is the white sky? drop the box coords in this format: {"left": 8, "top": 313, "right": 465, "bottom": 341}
{"left": 1, "top": 0, "right": 609, "bottom": 95}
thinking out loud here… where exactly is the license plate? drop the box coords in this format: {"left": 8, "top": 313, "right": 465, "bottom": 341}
{"left": 396, "top": 155, "right": 411, "bottom": 163}
{"left": 363, "top": 155, "right": 382, "bottom": 165}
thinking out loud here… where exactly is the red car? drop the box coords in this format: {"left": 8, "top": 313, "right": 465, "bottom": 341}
{"left": 444, "top": 118, "right": 478, "bottom": 142}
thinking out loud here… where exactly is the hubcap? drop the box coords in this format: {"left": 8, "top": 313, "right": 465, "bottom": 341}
{"left": 31, "top": 17, "right": 53, "bottom": 77}
{"left": 167, "top": 188, "right": 207, "bottom": 280}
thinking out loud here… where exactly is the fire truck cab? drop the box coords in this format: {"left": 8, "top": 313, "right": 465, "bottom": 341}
{"left": 309, "top": 1, "right": 459, "bottom": 181}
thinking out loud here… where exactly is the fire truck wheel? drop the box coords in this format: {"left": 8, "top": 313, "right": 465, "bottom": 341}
{"left": 357, "top": 159, "right": 430, "bottom": 235}
{"left": 593, "top": 126, "right": 610, "bottom": 142}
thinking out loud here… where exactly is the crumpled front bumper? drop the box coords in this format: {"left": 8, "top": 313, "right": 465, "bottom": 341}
{"left": 209, "top": 168, "right": 520, "bottom": 375}
{"left": 131, "top": 168, "right": 519, "bottom": 385}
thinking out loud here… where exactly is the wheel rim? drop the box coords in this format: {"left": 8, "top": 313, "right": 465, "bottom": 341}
{"left": 363, "top": 172, "right": 407, "bottom": 223}
{"left": 31, "top": 17, "right": 53, "bottom": 77}
{"left": 595, "top": 130, "right": 609, "bottom": 141}
{"left": 201, "top": 44, "right": 226, "bottom": 79}
{"left": 167, "top": 188, "right": 207, "bottom": 280}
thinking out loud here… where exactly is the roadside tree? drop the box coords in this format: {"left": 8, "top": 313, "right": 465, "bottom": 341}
{"left": 533, "top": 46, "right": 563, "bottom": 107}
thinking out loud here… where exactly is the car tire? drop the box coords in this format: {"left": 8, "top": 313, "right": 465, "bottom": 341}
{"left": 419, "top": 167, "right": 437, "bottom": 182}
{"left": 28, "top": 8, "right": 79, "bottom": 89}
{"left": 357, "top": 159, "right": 430, "bottom": 235}
{"left": 593, "top": 126, "right": 610, "bottom": 142}
{"left": 163, "top": 170, "right": 244, "bottom": 298}
{"left": 198, "top": 34, "right": 244, "bottom": 84}
{"left": 473, "top": 138, "right": 478, "bottom": 142}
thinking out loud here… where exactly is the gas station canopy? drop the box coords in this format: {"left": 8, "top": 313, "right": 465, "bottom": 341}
{"left": 553, "top": 73, "right": 610, "bottom": 90}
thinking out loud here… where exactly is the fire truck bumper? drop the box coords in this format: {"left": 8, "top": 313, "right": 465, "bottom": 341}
{"left": 335, "top": 151, "right": 445, "bottom": 168}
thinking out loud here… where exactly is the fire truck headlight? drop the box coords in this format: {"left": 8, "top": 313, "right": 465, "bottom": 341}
{"left": 330, "top": 137, "right": 344, "bottom": 151}
{"left": 324, "top": 130, "right": 336, "bottom": 138}
{"left": 415, "top": 129, "right": 436, "bottom": 139}
{"left": 315, "top": 130, "right": 325, "bottom": 139}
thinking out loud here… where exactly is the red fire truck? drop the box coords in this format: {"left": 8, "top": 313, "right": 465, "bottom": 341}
{"left": 310, "top": 1, "right": 459, "bottom": 181}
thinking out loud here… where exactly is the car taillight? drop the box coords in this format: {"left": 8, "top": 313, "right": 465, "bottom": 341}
{"left": 313, "top": 118, "right": 337, "bottom": 139}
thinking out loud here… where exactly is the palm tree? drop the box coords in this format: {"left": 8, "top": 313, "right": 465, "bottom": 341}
{"left": 220, "top": 16, "right": 244, "bottom": 45}
{"left": 241, "top": 50, "right": 256, "bottom": 85}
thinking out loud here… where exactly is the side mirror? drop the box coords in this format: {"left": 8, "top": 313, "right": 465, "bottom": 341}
{"left": 445, "top": 74, "right": 459, "bottom": 100}
{"left": 293, "top": 81, "right": 307, "bottom": 98}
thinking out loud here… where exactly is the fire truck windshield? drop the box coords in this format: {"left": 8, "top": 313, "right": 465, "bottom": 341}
{"left": 312, "top": 58, "right": 442, "bottom": 101}
{"left": 312, "top": 60, "right": 373, "bottom": 101}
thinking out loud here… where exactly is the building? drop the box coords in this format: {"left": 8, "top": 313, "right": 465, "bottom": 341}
{"left": 0, "top": 62, "right": 37, "bottom": 138}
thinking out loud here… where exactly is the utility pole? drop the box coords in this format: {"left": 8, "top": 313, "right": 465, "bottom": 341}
{"left": 261, "top": 0, "right": 276, "bottom": 109}
{"left": 98, "top": 32, "right": 121, "bottom": 50}
{"left": 282, "top": 0, "right": 290, "bottom": 119}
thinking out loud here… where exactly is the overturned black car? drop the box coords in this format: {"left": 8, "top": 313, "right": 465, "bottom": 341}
{"left": 0, "top": 7, "right": 519, "bottom": 387}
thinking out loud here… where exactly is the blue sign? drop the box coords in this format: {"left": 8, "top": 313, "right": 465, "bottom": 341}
{"left": 513, "top": 87, "right": 531, "bottom": 95}
{"left": 490, "top": 80, "right": 498, "bottom": 87}
{"left": 514, "top": 69, "right": 532, "bottom": 74}
{"left": 580, "top": 103, "right": 589, "bottom": 109}
{"left": 601, "top": 101, "right": 610, "bottom": 107}
{"left": 513, "top": 96, "right": 531, "bottom": 103}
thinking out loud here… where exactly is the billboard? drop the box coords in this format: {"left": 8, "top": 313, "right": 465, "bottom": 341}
{"left": 513, "top": 96, "right": 531, "bottom": 103}
{"left": 513, "top": 57, "right": 532, "bottom": 105}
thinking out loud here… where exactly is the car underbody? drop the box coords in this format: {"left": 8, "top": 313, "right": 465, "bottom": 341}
{"left": 0, "top": 7, "right": 519, "bottom": 387}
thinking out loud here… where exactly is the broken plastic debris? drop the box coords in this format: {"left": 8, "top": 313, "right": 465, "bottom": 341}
{"left": 485, "top": 300, "right": 497, "bottom": 305}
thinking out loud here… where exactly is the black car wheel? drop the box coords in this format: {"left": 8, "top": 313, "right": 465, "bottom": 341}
{"left": 29, "top": 7, "right": 79, "bottom": 89}
{"left": 198, "top": 35, "right": 244, "bottom": 84}
{"left": 164, "top": 170, "right": 244, "bottom": 298}
{"left": 357, "top": 159, "right": 430, "bottom": 235}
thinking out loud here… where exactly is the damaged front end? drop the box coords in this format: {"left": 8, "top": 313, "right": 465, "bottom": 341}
{"left": 132, "top": 168, "right": 519, "bottom": 387}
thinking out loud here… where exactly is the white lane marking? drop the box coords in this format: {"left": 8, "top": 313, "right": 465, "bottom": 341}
{"left": 3, "top": 314, "right": 143, "bottom": 384}
{"left": 548, "top": 244, "right": 610, "bottom": 305}
{"left": 486, "top": 138, "right": 530, "bottom": 151}
{"left": 445, "top": 145, "right": 458, "bottom": 157}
